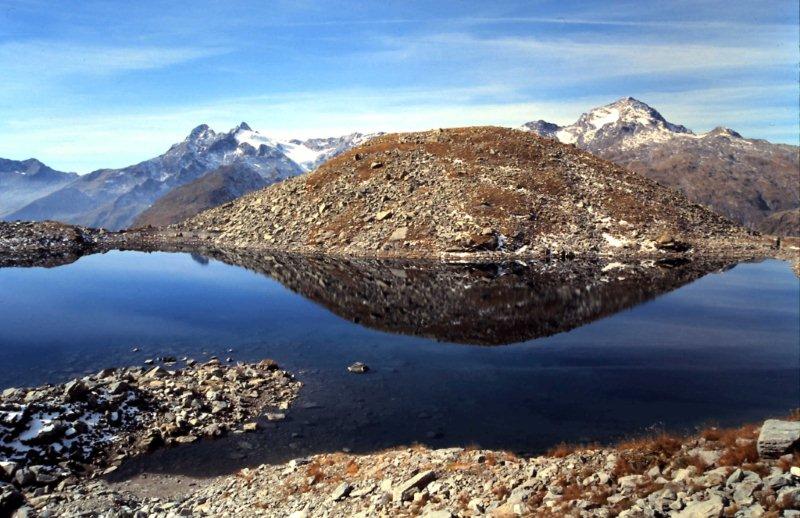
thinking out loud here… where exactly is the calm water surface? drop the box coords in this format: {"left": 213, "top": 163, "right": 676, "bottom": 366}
{"left": 0, "top": 251, "right": 797, "bottom": 475}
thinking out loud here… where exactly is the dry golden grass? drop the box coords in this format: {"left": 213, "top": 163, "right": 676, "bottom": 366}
{"left": 611, "top": 457, "right": 636, "bottom": 478}
{"left": 491, "top": 484, "right": 510, "bottom": 500}
{"left": 777, "top": 452, "right": 800, "bottom": 471}
{"left": 616, "top": 433, "right": 683, "bottom": 458}
{"left": 546, "top": 442, "right": 578, "bottom": 458}
{"left": 718, "top": 440, "right": 759, "bottom": 466}
{"left": 673, "top": 454, "right": 709, "bottom": 472}
{"left": 560, "top": 482, "right": 583, "bottom": 502}
{"left": 305, "top": 462, "right": 325, "bottom": 485}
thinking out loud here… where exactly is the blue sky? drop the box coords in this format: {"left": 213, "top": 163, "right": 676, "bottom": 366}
{"left": 0, "top": 0, "right": 797, "bottom": 173}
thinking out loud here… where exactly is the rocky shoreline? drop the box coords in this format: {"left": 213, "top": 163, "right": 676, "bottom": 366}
{"left": 1, "top": 219, "right": 797, "bottom": 270}
{"left": 0, "top": 360, "right": 300, "bottom": 517}
{"left": 3, "top": 408, "right": 798, "bottom": 517}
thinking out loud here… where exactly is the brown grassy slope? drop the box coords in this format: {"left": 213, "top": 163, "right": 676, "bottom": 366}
{"left": 133, "top": 165, "right": 270, "bottom": 228}
{"left": 758, "top": 208, "right": 800, "bottom": 237}
{"left": 181, "top": 127, "right": 747, "bottom": 258}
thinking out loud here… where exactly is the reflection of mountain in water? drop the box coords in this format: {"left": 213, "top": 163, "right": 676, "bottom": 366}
{"left": 199, "top": 250, "right": 734, "bottom": 345}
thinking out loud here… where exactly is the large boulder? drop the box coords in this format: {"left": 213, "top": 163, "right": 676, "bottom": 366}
{"left": 757, "top": 419, "right": 800, "bottom": 459}
{"left": 0, "top": 482, "right": 23, "bottom": 515}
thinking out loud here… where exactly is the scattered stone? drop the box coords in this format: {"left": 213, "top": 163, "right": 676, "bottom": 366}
{"left": 388, "top": 227, "right": 408, "bottom": 242}
{"left": 393, "top": 470, "right": 436, "bottom": 502}
{"left": 672, "top": 495, "right": 724, "bottom": 518}
{"left": 330, "top": 482, "right": 352, "bottom": 501}
{"left": 756, "top": 419, "right": 800, "bottom": 459}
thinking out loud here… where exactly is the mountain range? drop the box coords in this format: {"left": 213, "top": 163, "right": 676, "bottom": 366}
{"left": 3, "top": 98, "right": 797, "bottom": 235}
{"left": 5, "top": 124, "right": 377, "bottom": 230}
{"left": 521, "top": 97, "right": 799, "bottom": 235}
{"left": 0, "top": 159, "right": 78, "bottom": 218}
{"left": 182, "top": 126, "right": 744, "bottom": 259}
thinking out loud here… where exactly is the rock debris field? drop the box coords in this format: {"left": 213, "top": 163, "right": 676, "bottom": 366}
{"left": 0, "top": 360, "right": 300, "bottom": 516}
{"left": 181, "top": 127, "right": 758, "bottom": 261}
{"left": 4, "top": 414, "right": 798, "bottom": 517}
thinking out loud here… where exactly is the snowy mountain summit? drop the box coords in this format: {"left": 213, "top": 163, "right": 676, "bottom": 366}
{"left": 521, "top": 97, "right": 693, "bottom": 150}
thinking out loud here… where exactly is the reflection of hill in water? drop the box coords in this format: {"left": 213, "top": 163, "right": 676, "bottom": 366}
{"left": 199, "top": 250, "right": 734, "bottom": 345}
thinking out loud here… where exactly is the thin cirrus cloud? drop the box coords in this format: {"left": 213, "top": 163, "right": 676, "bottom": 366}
{"left": 367, "top": 32, "right": 796, "bottom": 81}
{"left": 0, "top": 40, "right": 227, "bottom": 77}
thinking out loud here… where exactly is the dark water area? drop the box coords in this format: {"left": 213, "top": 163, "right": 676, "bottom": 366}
{"left": 0, "top": 251, "right": 798, "bottom": 477}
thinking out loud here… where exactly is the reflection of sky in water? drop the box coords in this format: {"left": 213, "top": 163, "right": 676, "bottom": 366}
{"left": 0, "top": 252, "right": 798, "bottom": 457}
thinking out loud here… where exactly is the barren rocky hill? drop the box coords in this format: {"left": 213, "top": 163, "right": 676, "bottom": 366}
{"left": 132, "top": 164, "right": 271, "bottom": 228}
{"left": 181, "top": 126, "right": 748, "bottom": 260}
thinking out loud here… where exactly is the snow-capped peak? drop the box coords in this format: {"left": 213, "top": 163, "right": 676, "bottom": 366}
{"left": 522, "top": 97, "right": 693, "bottom": 149}
{"left": 576, "top": 97, "right": 692, "bottom": 136}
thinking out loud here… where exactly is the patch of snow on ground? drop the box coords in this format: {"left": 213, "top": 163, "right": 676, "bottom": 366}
{"left": 602, "top": 233, "right": 626, "bottom": 247}
{"left": 588, "top": 108, "right": 620, "bottom": 129}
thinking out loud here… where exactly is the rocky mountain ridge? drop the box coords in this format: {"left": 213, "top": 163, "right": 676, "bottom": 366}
{"left": 521, "top": 97, "right": 800, "bottom": 235}
{"left": 6, "top": 125, "right": 378, "bottom": 230}
{"left": 182, "top": 126, "right": 750, "bottom": 260}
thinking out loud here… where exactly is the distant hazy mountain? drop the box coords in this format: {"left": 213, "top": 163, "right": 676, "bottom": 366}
{"left": 521, "top": 97, "right": 800, "bottom": 235}
{"left": 0, "top": 158, "right": 78, "bottom": 217}
{"left": 132, "top": 164, "right": 272, "bottom": 228}
{"left": 7, "top": 124, "right": 379, "bottom": 230}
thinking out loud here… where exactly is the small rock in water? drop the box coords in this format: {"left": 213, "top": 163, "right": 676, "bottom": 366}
{"left": 347, "top": 362, "right": 369, "bottom": 374}
{"left": 266, "top": 412, "right": 286, "bottom": 421}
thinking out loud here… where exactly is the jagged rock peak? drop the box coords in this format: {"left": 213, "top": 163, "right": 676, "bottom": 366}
{"left": 520, "top": 120, "right": 561, "bottom": 137}
{"left": 234, "top": 122, "right": 252, "bottom": 132}
{"left": 187, "top": 124, "right": 214, "bottom": 140}
{"left": 705, "top": 126, "right": 743, "bottom": 139}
